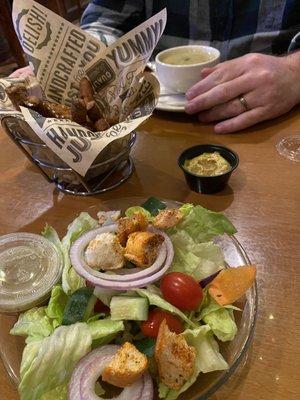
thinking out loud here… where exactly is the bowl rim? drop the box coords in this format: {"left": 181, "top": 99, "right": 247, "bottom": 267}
{"left": 155, "top": 45, "right": 220, "bottom": 68}
{"left": 178, "top": 143, "right": 239, "bottom": 178}
{"left": 199, "top": 234, "right": 258, "bottom": 399}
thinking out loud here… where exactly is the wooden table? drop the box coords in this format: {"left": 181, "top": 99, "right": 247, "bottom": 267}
{"left": 0, "top": 108, "right": 299, "bottom": 400}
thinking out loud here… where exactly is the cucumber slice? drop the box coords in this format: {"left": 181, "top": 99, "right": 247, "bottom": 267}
{"left": 141, "top": 197, "right": 166, "bottom": 216}
{"left": 110, "top": 296, "right": 148, "bottom": 321}
{"left": 62, "top": 287, "right": 96, "bottom": 325}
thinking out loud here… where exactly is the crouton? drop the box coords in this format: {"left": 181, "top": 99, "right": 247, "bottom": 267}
{"left": 102, "top": 342, "right": 148, "bottom": 387}
{"left": 152, "top": 209, "right": 183, "bottom": 230}
{"left": 125, "top": 231, "right": 164, "bottom": 267}
{"left": 155, "top": 320, "right": 196, "bottom": 390}
{"left": 117, "top": 212, "right": 148, "bottom": 246}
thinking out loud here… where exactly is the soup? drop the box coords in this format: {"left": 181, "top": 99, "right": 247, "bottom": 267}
{"left": 160, "top": 49, "right": 214, "bottom": 65}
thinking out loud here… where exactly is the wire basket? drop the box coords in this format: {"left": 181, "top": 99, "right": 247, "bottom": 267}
{"left": 1, "top": 116, "right": 135, "bottom": 195}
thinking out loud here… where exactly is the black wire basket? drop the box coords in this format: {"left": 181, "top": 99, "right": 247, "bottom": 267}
{"left": 1, "top": 116, "right": 135, "bottom": 195}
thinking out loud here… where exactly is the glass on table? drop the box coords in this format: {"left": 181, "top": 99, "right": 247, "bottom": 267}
{"left": 276, "top": 134, "right": 300, "bottom": 162}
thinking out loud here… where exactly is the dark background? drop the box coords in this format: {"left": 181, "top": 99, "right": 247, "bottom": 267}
{"left": 0, "top": 0, "right": 89, "bottom": 76}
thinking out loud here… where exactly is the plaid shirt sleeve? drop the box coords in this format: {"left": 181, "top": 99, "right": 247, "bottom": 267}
{"left": 80, "top": 0, "right": 146, "bottom": 45}
{"left": 80, "top": 0, "right": 300, "bottom": 59}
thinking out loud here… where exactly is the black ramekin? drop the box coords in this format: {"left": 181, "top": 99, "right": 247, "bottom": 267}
{"left": 178, "top": 144, "right": 239, "bottom": 194}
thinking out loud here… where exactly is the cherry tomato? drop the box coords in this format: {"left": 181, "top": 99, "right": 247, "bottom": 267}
{"left": 94, "top": 299, "right": 110, "bottom": 314}
{"left": 161, "top": 272, "right": 203, "bottom": 311}
{"left": 140, "top": 309, "right": 184, "bottom": 338}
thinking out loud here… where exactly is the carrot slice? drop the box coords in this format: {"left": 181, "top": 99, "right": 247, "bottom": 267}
{"left": 208, "top": 265, "right": 256, "bottom": 306}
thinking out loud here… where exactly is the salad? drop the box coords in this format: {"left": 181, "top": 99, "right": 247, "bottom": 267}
{"left": 10, "top": 198, "right": 256, "bottom": 400}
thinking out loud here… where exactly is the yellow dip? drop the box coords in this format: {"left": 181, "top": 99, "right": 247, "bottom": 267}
{"left": 184, "top": 152, "right": 231, "bottom": 176}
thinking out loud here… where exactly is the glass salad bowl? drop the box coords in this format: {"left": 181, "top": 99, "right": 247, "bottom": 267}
{"left": 0, "top": 197, "right": 257, "bottom": 399}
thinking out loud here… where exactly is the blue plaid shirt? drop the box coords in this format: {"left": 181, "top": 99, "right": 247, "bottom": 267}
{"left": 81, "top": 0, "right": 300, "bottom": 60}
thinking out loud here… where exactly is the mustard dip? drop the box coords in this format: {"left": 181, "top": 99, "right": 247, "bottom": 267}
{"left": 184, "top": 152, "right": 231, "bottom": 176}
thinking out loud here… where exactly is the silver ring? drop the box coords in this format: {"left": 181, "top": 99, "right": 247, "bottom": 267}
{"left": 239, "top": 96, "right": 250, "bottom": 112}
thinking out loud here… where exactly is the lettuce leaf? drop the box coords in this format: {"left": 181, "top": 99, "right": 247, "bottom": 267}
{"left": 185, "top": 325, "right": 228, "bottom": 373}
{"left": 198, "top": 295, "right": 239, "bottom": 342}
{"left": 178, "top": 203, "right": 194, "bottom": 217}
{"left": 135, "top": 288, "right": 197, "bottom": 328}
{"left": 86, "top": 313, "right": 106, "bottom": 323}
{"left": 17, "top": 317, "right": 123, "bottom": 400}
{"left": 94, "top": 287, "right": 120, "bottom": 306}
{"left": 41, "top": 224, "right": 62, "bottom": 251}
{"left": 45, "top": 285, "right": 68, "bottom": 328}
{"left": 159, "top": 325, "right": 228, "bottom": 399}
{"left": 88, "top": 319, "right": 124, "bottom": 341}
{"left": 169, "top": 204, "right": 236, "bottom": 243}
{"left": 202, "top": 308, "right": 237, "bottom": 342}
{"left": 10, "top": 286, "right": 69, "bottom": 342}
{"left": 40, "top": 385, "right": 68, "bottom": 400}
{"left": 166, "top": 209, "right": 228, "bottom": 280}
{"left": 18, "top": 323, "right": 92, "bottom": 400}
{"left": 10, "top": 307, "right": 54, "bottom": 344}
{"left": 125, "top": 206, "right": 152, "bottom": 220}
{"left": 61, "top": 212, "right": 98, "bottom": 295}
{"left": 170, "top": 240, "right": 224, "bottom": 281}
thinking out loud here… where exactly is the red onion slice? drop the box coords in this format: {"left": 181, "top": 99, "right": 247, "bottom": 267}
{"left": 70, "top": 226, "right": 174, "bottom": 290}
{"left": 70, "top": 224, "right": 167, "bottom": 282}
{"left": 141, "top": 372, "right": 154, "bottom": 400}
{"left": 200, "top": 270, "right": 222, "bottom": 288}
{"left": 71, "top": 231, "right": 174, "bottom": 290}
{"left": 68, "top": 345, "right": 153, "bottom": 400}
{"left": 86, "top": 243, "right": 167, "bottom": 282}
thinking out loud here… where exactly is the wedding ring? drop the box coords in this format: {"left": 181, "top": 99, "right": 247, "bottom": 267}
{"left": 239, "top": 96, "right": 250, "bottom": 112}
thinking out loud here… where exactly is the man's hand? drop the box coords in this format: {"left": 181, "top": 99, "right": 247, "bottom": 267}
{"left": 185, "top": 52, "right": 300, "bottom": 134}
{"left": 9, "top": 65, "right": 34, "bottom": 78}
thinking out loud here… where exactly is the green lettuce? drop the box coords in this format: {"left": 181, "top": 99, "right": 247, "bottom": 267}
{"left": 159, "top": 325, "right": 228, "bottom": 399}
{"left": 125, "top": 206, "right": 152, "bottom": 220}
{"left": 202, "top": 308, "right": 237, "bottom": 342}
{"left": 198, "top": 295, "right": 239, "bottom": 342}
{"left": 88, "top": 319, "right": 124, "bottom": 341}
{"left": 41, "top": 224, "right": 62, "bottom": 251}
{"left": 86, "top": 313, "right": 106, "bottom": 323}
{"left": 135, "top": 288, "right": 197, "bottom": 328}
{"left": 18, "top": 323, "right": 92, "bottom": 400}
{"left": 10, "top": 286, "right": 68, "bottom": 342}
{"left": 45, "top": 285, "right": 68, "bottom": 328}
{"left": 10, "top": 307, "right": 54, "bottom": 344}
{"left": 166, "top": 206, "right": 232, "bottom": 281}
{"left": 170, "top": 237, "right": 224, "bottom": 281}
{"left": 40, "top": 385, "right": 68, "bottom": 400}
{"left": 185, "top": 325, "right": 228, "bottom": 373}
{"left": 61, "top": 212, "right": 98, "bottom": 295}
{"left": 18, "top": 319, "right": 122, "bottom": 400}
{"left": 169, "top": 204, "right": 236, "bottom": 243}
{"left": 95, "top": 382, "right": 105, "bottom": 396}
{"left": 94, "top": 287, "right": 120, "bottom": 306}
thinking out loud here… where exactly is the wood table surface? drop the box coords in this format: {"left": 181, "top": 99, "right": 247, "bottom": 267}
{"left": 0, "top": 107, "right": 299, "bottom": 400}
